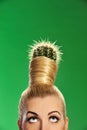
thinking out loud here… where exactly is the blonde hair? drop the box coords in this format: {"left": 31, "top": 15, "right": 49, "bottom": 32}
{"left": 18, "top": 40, "right": 66, "bottom": 120}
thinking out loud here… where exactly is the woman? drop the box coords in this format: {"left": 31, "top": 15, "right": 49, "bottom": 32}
{"left": 18, "top": 40, "right": 68, "bottom": 130}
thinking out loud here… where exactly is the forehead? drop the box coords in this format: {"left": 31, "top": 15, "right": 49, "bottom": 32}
{"left": 25, "top": 95, "right": 63, "bottom": 114}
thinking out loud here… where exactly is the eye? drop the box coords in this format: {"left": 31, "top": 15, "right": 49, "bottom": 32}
{"left": 27, "top": 117, "right": 38, "bottom": 123}
{"left": 49, "top": 116, "right": 59, "bottom": 123}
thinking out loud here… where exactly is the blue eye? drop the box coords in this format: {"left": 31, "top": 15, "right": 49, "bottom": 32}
{"left": 49, "top": 116, "right": 59, "bottom": 123}
{"left": 28, "top": 117, "right": 38, "bottom": 123}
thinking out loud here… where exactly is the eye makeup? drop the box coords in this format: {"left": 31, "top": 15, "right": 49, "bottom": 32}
{"left": 26, "top": 116, "right": 38, "bottom": 123}
{"left": 48, "top": 110, "right": 62, "bottom": 123}
{"left": 49, "top": 115, "right": 60, "bottom": 123}
{"left": 25, "top": 110, "right": 62, "bottom": 124}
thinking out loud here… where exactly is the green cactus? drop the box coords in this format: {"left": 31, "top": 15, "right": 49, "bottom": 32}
{"left": 29, "top": 40, "right": 62, "bottom": 64}
{"left": 33, "top": 45, "right": 57, "bottom": 62}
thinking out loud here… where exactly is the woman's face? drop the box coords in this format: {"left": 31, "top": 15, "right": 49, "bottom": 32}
{"left": 18, "top": 95, "right": 68, "bottom": 130}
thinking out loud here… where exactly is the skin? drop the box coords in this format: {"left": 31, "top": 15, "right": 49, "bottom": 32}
{"left": 18, "top": 95, "right": 68, "bottom": 130}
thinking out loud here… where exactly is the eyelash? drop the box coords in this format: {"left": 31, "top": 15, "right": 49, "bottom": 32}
{"left": 49, "top": 116, "right": 60, "bottom": 123}
{"left": 27, "top": 116, "right": 38, "bottom": 123}
{"left": 27, "top": 116, "right": 60, "bottom": 123}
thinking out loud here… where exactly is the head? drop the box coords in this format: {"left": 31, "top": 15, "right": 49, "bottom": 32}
{"left": 18, "top": 84, "right": 68, "bottom": 130}
{"left": 18, "top": 40, "right": 68, "bottom": 130}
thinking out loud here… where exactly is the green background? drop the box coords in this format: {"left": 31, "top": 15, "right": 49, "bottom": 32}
{"left": 0, "top": 0, "right": 87, "bottom": 130}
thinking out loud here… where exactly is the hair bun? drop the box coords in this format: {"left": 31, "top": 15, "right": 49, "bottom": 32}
{"left": 29, "top": 40, "right": 62, "bottom": 86}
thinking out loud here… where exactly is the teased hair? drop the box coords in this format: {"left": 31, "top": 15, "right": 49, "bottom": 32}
{"left": 18, "top": 40, "right": 66, "bottom": 120}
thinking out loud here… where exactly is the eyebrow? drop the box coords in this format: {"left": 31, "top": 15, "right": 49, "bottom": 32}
{"left": 48, "top": 111, "right": 61, "bottom": 116}
{"left": 26, "top": 111, "right": 38, "bottom": 116}
{"left": 26, "top": 110, "right": 61, "bottom": 116}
